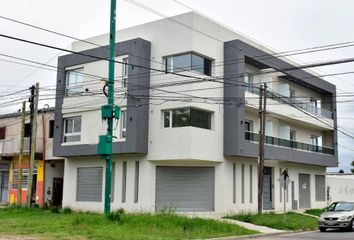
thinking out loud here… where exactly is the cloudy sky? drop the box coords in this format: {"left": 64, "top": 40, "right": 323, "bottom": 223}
{"left": 0, "top": 0, "right": 353, "bottom": 172}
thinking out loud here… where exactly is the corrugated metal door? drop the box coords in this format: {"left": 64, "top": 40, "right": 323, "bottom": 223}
{"left": 155, "top": 167, "right": 214, "bottom": 212}
{"left": 76, "top": 167, "right": 103, "bottom": 202}
{"left": 299, "top": 173, "right": 311, "bottom": 209}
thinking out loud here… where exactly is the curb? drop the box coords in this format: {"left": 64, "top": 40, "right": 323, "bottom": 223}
{"left": 208, "top": 230, "right": 318, "bottom": 240}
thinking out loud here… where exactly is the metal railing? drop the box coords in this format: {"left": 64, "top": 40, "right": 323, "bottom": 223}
{"left": 0, "top": 138, "right": 30, "bottom": 155}
{"left": 245, "top": 86, "right": 333, "bottom": 119}
{"left": 245, "top": 131, "right": 334, "bottom": 155}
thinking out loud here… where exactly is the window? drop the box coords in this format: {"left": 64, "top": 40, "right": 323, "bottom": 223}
{"left": 311, "top": 135, "right": 319, "bottom": 146}
{"left": 120, "top": 110, "right": 127, "bottom": 139}
{"left": 11, "top": 168, "right": 37, "bottom": 189}
{"left": 244, "top": 73, "right": 254, "bottom": 92}
{"left": 0, "top": 127, "right": 5, "bottom": 140}
{"left": 165, "top": 53, "right": 212, "bottom": 76}
{"left": 122, "top": 58, "right": 129, "bottom": 88}
{"left": 233, "top": 163, "right": 236, "bottom": 204}
{"left": 241, "top": 164, "right": 245, "bottom": 204}
{"left": 134, "top": 161, "right": 140, "bottom": 203}
{"left": 121, "top": 161, "right": 127, "bottom": 203}
{"left": 24, "top": 123, "right": 31, "bottom": 138}
{"left": 163, "top": 107, "right": 212, "bottom": 130}
{"left": 63, "top": 117, "right": 81, "bottom": 142}
{"left": 49, "top": 120, "right": 54, "bottom": 139}
{"left": 245, "top": 120, "right": 253, "bottom": 132}
{"left": 76, "top": 167, "right": 103, "bottom": 202}
{"left": 65, "top": 68, "right": 84, "bottom": 96}
{"left": 290, "top": 130, "right": 296, "bottom": 141}
{"left": 289, "top": 89, "right": 295, "bottom": 98}
{"left": 249, "top": 165, "right": 253, "bottom": 203}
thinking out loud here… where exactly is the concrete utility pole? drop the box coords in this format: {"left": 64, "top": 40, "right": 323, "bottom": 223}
{"left": 27, "top": 83, "right": 39, "bottom": 207}
{"left": 257, "top": 83, "right": 267, "bottom": 214}
{"left": 98, "top": 0, "right": 120, "bottom": 216}
{"left": 18, "top": 101, "right": 26, "bottom": 206}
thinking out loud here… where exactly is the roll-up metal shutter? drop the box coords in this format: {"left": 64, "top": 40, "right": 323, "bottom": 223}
{"left": 155, "top": 166, "right": 214, "bottom": 212}
{"left": 76, "top": 167, "right": 103, "bottom": 202}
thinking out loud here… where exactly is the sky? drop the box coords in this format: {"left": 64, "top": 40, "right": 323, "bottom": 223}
{"left": 0, "top": 0, "right": 353, "bottom": 172}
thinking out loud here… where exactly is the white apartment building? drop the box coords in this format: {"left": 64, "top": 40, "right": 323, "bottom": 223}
{"left": 53, "top": 12, "right": 337, "bottom": 213}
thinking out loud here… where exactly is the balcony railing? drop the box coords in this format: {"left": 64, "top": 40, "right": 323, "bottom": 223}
{"left": 245, "top": 131, "right": 334, "bottom": 155}
{"left": 246, "top": 86, "right": 333, "bottom": 119}
{"left": 0, "top": 138, "right": 30, "bottom": 155}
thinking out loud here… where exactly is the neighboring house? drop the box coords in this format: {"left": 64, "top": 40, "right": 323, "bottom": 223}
{"left": 53, "top": 12, "right": 337, "bottom": 213}
{"left": 326, "top": 173, "right": 354, "bottom": 203}
{"left": 0, "top": 108, "right": 64, "bottom": 206}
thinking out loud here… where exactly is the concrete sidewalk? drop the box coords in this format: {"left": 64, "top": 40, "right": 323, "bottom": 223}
{"left": 181, "top": 212, "right": 286, "bottom": 234}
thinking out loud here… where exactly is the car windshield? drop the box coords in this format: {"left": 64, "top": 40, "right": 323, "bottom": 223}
{"left": 327, "top": 202, "right": 354, "bottom": 211}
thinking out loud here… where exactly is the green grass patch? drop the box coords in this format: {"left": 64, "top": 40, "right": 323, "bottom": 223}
{"left": 0, "top": 207, "right": 258, "bottom": 240}
{"left": 304, "top": 208, "right": 325, "bottom": 217}
{"left": 226, "top": 212, "right": 318, "bottom": 231}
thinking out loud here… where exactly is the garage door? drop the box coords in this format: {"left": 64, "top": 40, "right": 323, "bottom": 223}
{"left": 156, "top": 167, "right": 214, "bottom": 212}
{"left": 299, "top": 173, "right": 311, "bottom": 209}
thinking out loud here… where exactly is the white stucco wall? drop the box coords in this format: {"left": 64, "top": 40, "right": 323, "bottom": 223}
{"left": 327, "top": 174, "right": 354, "bottom": 203}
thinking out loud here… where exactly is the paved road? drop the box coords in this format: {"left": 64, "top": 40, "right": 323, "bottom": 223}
{"left": 257, "top": 229, "right": 354, "bottom": 240}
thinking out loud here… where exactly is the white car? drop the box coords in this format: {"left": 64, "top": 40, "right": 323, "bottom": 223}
{"left": 318, "top": 201, "right": 354, "bottom": 232}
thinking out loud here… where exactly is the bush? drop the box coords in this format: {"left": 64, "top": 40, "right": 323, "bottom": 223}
{"left": 32, "top": 204, "right": 39, "bottom": 209}
{"left": 50, "top": 207, "right": 60, "bottom": 214}
{"left": 62, "top": 207, "right": 72, "bottom": 214}
{"left": 107, "top": 208, "right": 125, "bottom": 222}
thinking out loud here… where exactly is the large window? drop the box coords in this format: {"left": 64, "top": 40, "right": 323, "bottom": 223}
{"left": 63, "top": 117, "right": 81, "bottom": 143}
{"left": 65, "top": 68, "right": 84, "bottom": 96}
{"left": 11, "top": 168, "right": 37, "bottom": 189}
{"left": 163, "top": 107, "right": 212, "bottom": 130}
{"left": 165, "top": 53, "right": 212, "bottom": 76}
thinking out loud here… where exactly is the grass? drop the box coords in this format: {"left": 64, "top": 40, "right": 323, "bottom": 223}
{"left": 304, "top": 208, "right": 325, "bottom": 217}
{"left": 0, "top": 207, "right": 258, "bottom": 240}
{"left": 226, "top": 212, "right": 318, "bottom": 231}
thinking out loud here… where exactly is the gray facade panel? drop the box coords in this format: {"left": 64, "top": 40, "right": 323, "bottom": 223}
{"left": 53, "top": 38, "right": 151, "bottom": 157}
{"left": 224, "top": 40, "right": 338, "bottom": 167}
{"left": 76, "top": 167, "right": 103, "bottom": 202}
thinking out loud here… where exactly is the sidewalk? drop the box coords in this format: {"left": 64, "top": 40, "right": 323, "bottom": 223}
{"left": 181, "top": 212, "right": 286, "bottom": 234}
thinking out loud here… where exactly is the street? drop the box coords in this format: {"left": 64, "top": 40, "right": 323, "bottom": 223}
{"left": 257, "top": 229, "right": 354, "bottom": 240}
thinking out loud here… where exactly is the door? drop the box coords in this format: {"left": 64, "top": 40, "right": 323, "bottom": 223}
{"left": 263, "top": 167, "right": 273, "bottom": 210}
{"left": 0, "top": 171, "right": 9, "bottom": 202}
{"left": 52, "top": 178, "right": 63, "bottom": 207}
{"left": 31, "top": 174, "right": 37, "bottom": 204}
{"left": 299, "top": 173, "right": 311, "bottom": 209}
{"left": 155, "top": 167, "right": 214, "bottom": 212}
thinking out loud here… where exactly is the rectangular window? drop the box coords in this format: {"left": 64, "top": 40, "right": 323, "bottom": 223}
{"left": 63, "top": 117, "right": 81, "bottom": 143}
{"left": 120, "top": 110, "right": 127, "bottom": 140}
{"left": 49, "top": 120, "right": 54, "bottom": 139}
{"left": 24, "top": 123, "right": 31, "bottom": 138}
{"left": 134, "top": 161, "right": 139, "bottom": 203}
{"left": 163, "top": 107, "right": 212, "bottom": 130}
{"left": 233, "top": 163, "right": 236, "bottom": 204}
{"left": 121, "top": 161, "right": 127, "bottom": 203}
{"left": 289, "top": 89, "right": 295, "bottom": 98}
{"left": 65, "top": 68, "right": 84, "bottom": 96}
{"left": 249, "top": 165, "right": 253, "bottom": 203}
{"left": 244, "top": 120, "right": 253, "bottom": 132}
{"left": 241, "top": 164, "right": 245, "bottom": 204}
{"left": 122, "top": 58, "right": 129, "bottom": 88}
{"left": 315, "top": 175, "right": 325, "bottom": 201}
{"left": 290, "top": 130, "right": 296, "bottom": 141}
{"left": 280, "top": 168, "right": 282, "bottom": 203}
{"left": 12, "top": 168, "right": 37, "bottom": 190}
{"left": 0, "top": 127, "right": 5, "bottom": 139}
{"left": 76, "top": 167, "right": 103, "bottom": 202}
{"left": 165, "top": 53, "right": 212, "bottom": 76}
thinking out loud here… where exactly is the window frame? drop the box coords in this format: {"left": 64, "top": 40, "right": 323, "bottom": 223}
{"left": 122, "top": 58, "right": 129, "bottom": 88}
{"left": 163, "top": 107, "right": 213, "bottom": 130}
{"left": 63, "top": 116, "right": 81, "bottom": 143}
{"left": 65, "top": 67, "right": 84, "bottom": 96}
{"left": 164, "top": 52, "right": 212, "bottom": 76}
{"left": 119, "top": 110, "right": 127, "bottom": 140}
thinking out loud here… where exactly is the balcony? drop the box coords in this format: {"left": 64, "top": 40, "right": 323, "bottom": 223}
{"left": 245, "top": 131, "right": 334, "bottom": 155}
{"left": 246, "top": 86, "right": 333, "bottom": 119}
{"left": 0, "top": 138, "right": 30, "bottom": 156}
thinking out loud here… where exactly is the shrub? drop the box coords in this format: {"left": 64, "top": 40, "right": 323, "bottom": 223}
{"left": 62, "top": 207, "right": 72, "bottom": 214}
{"left": 107, "top": 208, "right": 125, "bottom": 222}
{"left": 32, "top": 204, "right": 39, "bottom": 209}
{"left": 50, "top": 207, "right": 60, "bottom": 214}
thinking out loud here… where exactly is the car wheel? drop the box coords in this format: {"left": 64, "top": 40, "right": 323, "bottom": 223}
{"left": 319, "top": 227, "right": 326, "bottom": 232}
{"left": 351, "top": 219, "right": 354, "bottom": 232}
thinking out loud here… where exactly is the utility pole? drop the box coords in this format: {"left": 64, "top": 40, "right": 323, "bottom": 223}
{"left": 27, "top": 83, "right": 39, "bottom": 207}
{"left": 18, "top": 101, "right": 26, "bottom": 206}
{"left": 257, "top": 83, "right": 267, "bottom": 214}
{"left": 98, "top": 0, "right": 119, "bottom": 216}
